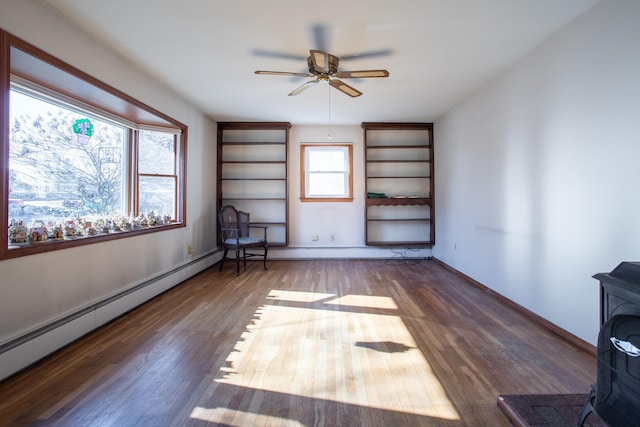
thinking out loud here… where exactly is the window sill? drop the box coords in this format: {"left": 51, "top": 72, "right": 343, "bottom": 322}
{"left": 2, "top": 222, "right": 184, "bottom": 261}
{"left": 300, "top": 197, "right": 354, "bottom": 203}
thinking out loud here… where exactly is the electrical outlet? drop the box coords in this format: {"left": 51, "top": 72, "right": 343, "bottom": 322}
{"left": 187, "top": 244, "right": 193, "bottom": 254}
{"left": 312, "top": 234, "right": 319, "bottom": 241}
{"left": 330, "top": 234, "right": 335, "bottom": 241}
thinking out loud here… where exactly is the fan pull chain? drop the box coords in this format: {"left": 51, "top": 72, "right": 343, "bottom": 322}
{"left": 327, "top": 83, "right": 333, "bottom": 140}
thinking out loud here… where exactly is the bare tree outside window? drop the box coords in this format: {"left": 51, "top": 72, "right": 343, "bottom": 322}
{"left": 9, "top": 90, "right": 125, "bottom": 226}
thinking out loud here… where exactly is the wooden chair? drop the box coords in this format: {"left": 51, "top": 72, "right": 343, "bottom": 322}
{"left": 218, "top": 205, "right": 268, "bottom": 276}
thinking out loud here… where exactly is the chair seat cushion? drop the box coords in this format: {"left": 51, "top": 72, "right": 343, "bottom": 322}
{"left": 224, "top": 237, "right": 264, "bottom": 245}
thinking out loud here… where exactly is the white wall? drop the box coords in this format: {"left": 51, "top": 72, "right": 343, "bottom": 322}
{"left": 0, "top": 0, "right": 219, "bottom": 379}
{"left": 290, "top": 125, "right": 365, "bottom": 247}
{"left": 433, "top": 0, "right": 640, "bottom": 345}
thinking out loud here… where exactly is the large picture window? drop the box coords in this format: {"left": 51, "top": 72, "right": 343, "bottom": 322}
{"left": 1, "top": 30, "right": 187, "bottom": 259}
{"left": 9, "top": 88, "right": 127, "bottom": 225}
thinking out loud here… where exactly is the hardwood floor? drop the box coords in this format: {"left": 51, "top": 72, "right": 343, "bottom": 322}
{"left": 0, "top": 259, "right": 596, "bottom": 426}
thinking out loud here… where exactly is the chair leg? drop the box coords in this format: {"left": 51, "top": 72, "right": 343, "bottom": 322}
{"left": 242, "top": 248, "right": 247, "bottom": 269}
{"left": 219, "top": 248, "right": 228, "bottom": 272}
{"left": 263, "top": 245, "right": 268, "bottom": 270}
{"left": 235, "top": 248, "right": 240, "bottom": 276}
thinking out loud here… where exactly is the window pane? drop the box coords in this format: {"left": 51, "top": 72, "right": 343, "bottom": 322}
{"left": 309, "top": 149, "right": 346, "bottom": 172}
{"left": 9, "top": 90, "right": 125, "bottom": 227}
{"left": 139, "top": 130, "right": 175, "bottom": 174}
{"left": 139, "top": 176, "right": 175, "bottom": 218}
{"left": 302, "top": 144, "right": 353, "bottom": 201}
{"left": 308, "top": 172, "right": 346, "bottom": 196}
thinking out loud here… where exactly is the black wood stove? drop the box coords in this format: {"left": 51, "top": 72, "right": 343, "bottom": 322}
{"left": 578, "top": 262, "right": 640, "bottom": 427}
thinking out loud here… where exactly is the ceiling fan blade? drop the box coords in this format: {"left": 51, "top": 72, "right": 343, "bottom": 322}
{"left": 333, "top": 70, "right": 390, "bottom": 79}
{"left": 329, "top": 79, "right": 362, "bottom": 97}
{"left": 340, "top": 49, "right": 393, "bottom": 61}
{"left": 288, "top": 79, "right": 318, "bottom": 96}
{"left": 255, "top": 70, "right": 314, "bottom": 77}
{"left": 309, "top": 50, "right": 330, "bottom": 74}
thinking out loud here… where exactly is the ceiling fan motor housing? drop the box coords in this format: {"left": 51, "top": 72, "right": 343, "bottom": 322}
{"left": 307, "top": 53, "right": 339, "bottom": 75}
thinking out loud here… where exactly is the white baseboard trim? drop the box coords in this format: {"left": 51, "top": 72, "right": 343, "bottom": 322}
{"left": 269, "top": 245, "right": 432, "bottom": 259}
{"left": 0, "top": 250, "right": 222, "bottom": 381}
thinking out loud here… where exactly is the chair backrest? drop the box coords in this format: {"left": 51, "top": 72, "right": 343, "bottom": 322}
{"left": 237, "top": 210, "right": 250, "bottom": 237}
{"left": 219, "top": 205, "right": 250, "bottom": 239}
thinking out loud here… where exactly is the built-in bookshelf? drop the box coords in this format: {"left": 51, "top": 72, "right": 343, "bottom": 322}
{"left": 217, "top": 122, "right": 291, "bottom": 246}
{"left": 363, "top": 122, "right": 434, "bottom": 247}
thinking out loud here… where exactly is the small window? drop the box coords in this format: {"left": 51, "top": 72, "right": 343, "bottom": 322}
{"left": 138, "top": 129, "right": 178, "bottom": 218}
{"left": 300, "top": 144, "right": 353, "bottom": 202}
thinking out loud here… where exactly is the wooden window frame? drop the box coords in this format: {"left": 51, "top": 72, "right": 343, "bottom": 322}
{"left": 300, "top": 143, "right": 354, "bottom": 203}
{"left": 136, "top": 130, "right": 180, "bottom": 220}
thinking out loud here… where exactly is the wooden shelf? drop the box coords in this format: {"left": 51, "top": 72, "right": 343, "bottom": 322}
{"left": 221, "top": 178, "right": 286, "bottom": 181}
{"left": 221, "top": 197, "right": 286, "bottom": 201}
{"left": 367, "top": 197, "right": 431, "bottom": 206}
{"left": 367, "top": 218, "right": 431, "bottom": 222}
{"left": 367, "top": 175, "right": 431, "bottom": 179}
{"left": 363, "top": 123, "right": 435, "bottom": 247}
{"left": 221, "top": 141, "right": 286, "bottom": 145}
{"left": 361, "top": 122, "right": 432, "bottom": 131}
{"left": 366, "top": 160, "right": 430, "bottom": 163}
{"left": 221, "top": 160, "right": 286, "bottom": 164}
{"left": 367, "top": 144, "right": 431, "bottom": 149}
{"left": 217, "top": 122, "right": 291, "bottom": 246}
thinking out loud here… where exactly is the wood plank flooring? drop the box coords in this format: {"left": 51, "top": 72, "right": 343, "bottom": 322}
{"left": 0, "top": 259, "right": 596, "bottom": 426}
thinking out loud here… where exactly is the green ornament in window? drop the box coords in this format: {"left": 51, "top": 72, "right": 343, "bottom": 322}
{"left": 73, "top": 118, "right": 94, "bottom": 145}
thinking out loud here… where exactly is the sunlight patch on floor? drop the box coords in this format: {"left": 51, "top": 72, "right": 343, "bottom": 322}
{"left": 266, "top": 289, "right": 335, "bottom": 302}
{"left": 206, "top": 290, "right": 460, "bottom": 422}
{"left": 190, "top": 406, "right": 305, "bottom": 426}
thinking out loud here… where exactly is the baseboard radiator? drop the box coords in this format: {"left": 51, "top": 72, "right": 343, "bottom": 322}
{"left": 0, "top": 250, "right": 222, "bottom": 381}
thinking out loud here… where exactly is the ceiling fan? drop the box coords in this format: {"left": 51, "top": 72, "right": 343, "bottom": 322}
{"left": 255, "top": 49, "right": 390, "bottom": 98}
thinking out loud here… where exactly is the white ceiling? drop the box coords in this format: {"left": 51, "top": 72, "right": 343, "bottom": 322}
{"left": 42, "top": 0, "right": 597, "bottom": 125}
